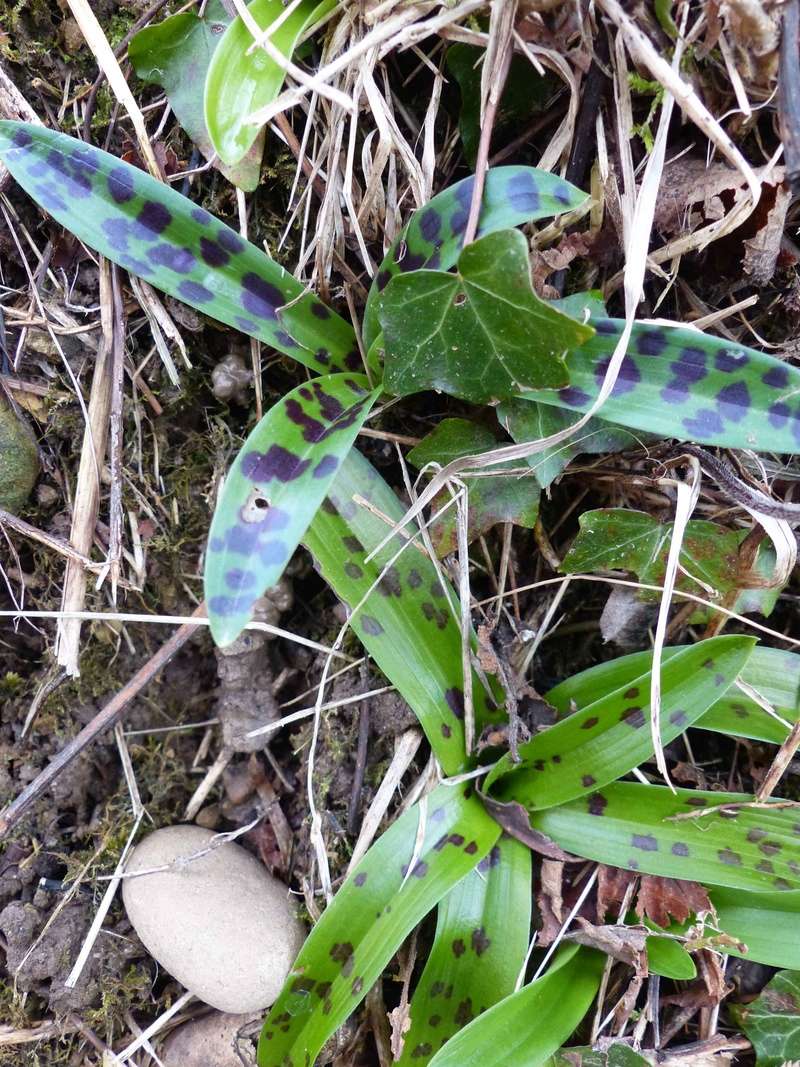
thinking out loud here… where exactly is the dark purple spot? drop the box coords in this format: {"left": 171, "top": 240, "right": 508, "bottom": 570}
{"left": 429, "top": 1015, "right": 441, "bottom": 1028}
{"left": 225, "top": 568, "right": 257, "bottom": 591}
{"left": 216, "top": 228, "right": 245, "bottom": 254}
{"left": 685, "top": 796, "right": 708, "bottom": 807}
{"left": 636, "top": 329, "right": 668, "bottom": 356}
{"left": 472, "top": 927, "right": 490, "bottom": 955}
{"left": 624, "top": 687, "right": 639, "bottom": 699}
{"left": 35, "top": 186, "right": 68, "bottom": 213}
{"left": 378, "top": 566, "right": 402, "bottom": 597}
{"left": 445, "top": 687, "right": 465, "bottom": 720}
{"left": 558, "top": 386, "right": 591, "bottom": 407}
{"left": 769, "top": 400, "right": 791, "bottom": 427}
{"left": 715, "top": 350, "right": 749, "bottom": 373}
{"left": 314, "top": 347, "right": 330, "bottom": 366}
{"left": 12, "top": 127, "right": 33, "bottom": 148}
{"left": 763, "top": 364, "right": 790, "bottom": 388}
{"left": 208, "top": 594, "right": 251, "bottom": 616}
{"left": 284, "top": 398, "right": 325, "bottom": 442}
{"left": 242, "top": 273, "right": 284, "bottom": 319}
{"left": 582, "top": 716, "right": 599, "bottom": 729}
{"left": 441, "top": 723, "right": 452, "bottom": 738}
{"left": 179, "top": 280, "right": 213, "bottom": 303}
{"left": 632, "top": 834, "right": 658, "bottom": 851}
{"left": 594, "top": 318, "right": 617, "bottom": 336}
{"left": 506, "top": 171, "right": 540, "bottom": 213}
{"left": 310, "top": 301, "right": 331, "bottom": 320}
{"left": 671, "top": 842, "right": 690, "bottom": 856}
{"left": 191, "top": 206, "right": 213, "bottom": 225}
{"left": 464, "top": 841, "right": 478, "bottom": 855}
{"left": 102, "top": 218, "right": 132, "bottom": 249}
{"left": 242, "top": 444, "right": 309, "bottom": 483}
{"left": 759, "top": 840, "right": 781, "bottom": 856}
{"left": 774, "top": 878, "right": 793, "bottom": 890}
{"left": 408, "top": 569, "right": 422, "bottom": 588}
{"left": 411, "top": 1044, "right": 433, "bottom": 1059}
{"left": 361, "top": 615, "right": 384, "bottom": 636}
{"left": 376, "top": 269, "right": 392, "bottom": 291}
{"left": 330, "top": 941, "right": 354, "bottom": 966}
{"left": 716, "top": 381, "right": 750, "bottom": 422}
{"left": 589, "top": 793, "right": 607, "bottom": 816}
{"left": 455, "top": 998, "right": 474, "bottom": 1026}
{"left": 291, "top": 976, "right": 316, "bottom": 994}
{"left": 342, "top": 536, "right": 364, "bottom": 554}
{"left": 451, "top": 210, "right": 469, "bottom": 235}
{"left": 136, "top": 200, "right": 172, "bottom": 236}
{"left": 683, "top": 408, "right": 725, "bottom": 438}
{"left": 344, "top": 348, "right": 363, "bottom": 371}
{"left": 313, "top": 454, "right": 338, "bottom": 479}
{"left": 718, "top": 848, "right": 742, "bottom": 866}
{"left": 582, "top": 774, "right": 596, "bottom": 787}
{"left": 149, "top": 244, "right": 195, "bottom": 273}
{"left": 621, "top": 706, "right": 645, "bottom": 728}
{"left": 671, "top": 347, "right": 708, "bottom": 385}
{"left": 107, "top": 166, "right": 135, "bottom": 203}
{"left": 746, "top": 828, "right": 767, "bottom": 842}
{"left": 669, "top": 710, "right": 688, "bottom": 727}
{"left": 200, "top": 237, "right": 229, "bottom": 267}
{"left": 452, "top": 938, "right": 465, "bottom": 958}
{"left": 236, "top": 316, "right": 258, "bottom": 335}
{"left": 419, "top": 208, "right": 442, "bottom": 243}
{"left": 344, "top": 562, "right": 363, "bottom": 579}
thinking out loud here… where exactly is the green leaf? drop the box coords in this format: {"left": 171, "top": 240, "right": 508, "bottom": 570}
{"left": 499, "top": 398, "right": 642, "bottom": 490}
{"left": 205, "top": 0, "right": 337, "bottom": 166}
{"left": 485, "top": 636, "right": 754, "bottom": 809}
{"left": 257, "top": 784, "right": 500, "bottom": 1067}
{"left": 363, "top": 168, "right": 588, "bottom": 351}
{"left": 548, "top": 1045, "right": 651, "bottom": 1067}
{"left": 205, "top": 374, "right": 378, "bottom": 645}
{"left": 528, "top": 782, "right": 800, "bottom": 892}
{"left": 407, "top": 418, "right": 539, "bottom": 556}
{"left": 428, "top": 946, "right": 604, "bottom": 1067}
{"left": 546, "top": 645, "right": 800, "bottom": 746}
{"left": 521, "top": 315, "right": 800, "bottom": 452}
{"left": 128, "top": 0, "right": 264, "bottom": 190}
{"left": 711, "top": 887, "right": 800, "bottom": 969}
{"left": 303, "top": 448, "right": 501, "bottom": 774}
{"left": 733, "top": 969, "right": 800, "bottom": 1066}
{"left": 643, "top": 927, "right": 696, "bottom": 980}
{"left": 378, "top": 229, "right": 593, "bottom": 404}
{"left": 398, "top": 837, "right": 531, "bottom": 1065}
{"left": 0, "top": 122, "right": 358, "bottom": 373}
{"left": 561, "top": 508, "right": 755, "bottom": 601}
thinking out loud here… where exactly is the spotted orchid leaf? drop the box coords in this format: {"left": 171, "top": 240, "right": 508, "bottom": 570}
{"left": 561, "top": 509, "right": 762, "bottom": 601}
{"left": 546, "top": 645, "right": 800, "bottom": 747}
{"left": 0, "top": 122, "right": 358, "bottom": 374}
{"left": 205, "top": 0, "right": 337, "bottom": 166}
{"left": 257, "top": 784, "right": 500, "bottom": 1067}
{"left": 427, "top": 945, "right": 605, "bottom": 1067}
{"left": 407, "top": 418, "right": 539, "bottom": 556}
{"left": 527, "top": 782, "right": 800, "bottom": 893}
{"left": 362, "top": 168, "right": 588, "bottom": 350}
{"left": 303, "top": 448, "right": 501, "bottom": 774}
{"left": 732, "top": 968, "right": 800, "bottom": 1066}
{"left": 710, "top": 887, "right": 800, "bottom": 969}
{"left": 520, "top": 315, "right": 800, "bottom": 452}
{"left": 397, "top": 836, "right": 531, "bottom": 1065}
{"left": 484, "top": 636, "right": 754, "bottom": 810}
{"left": 205, "top": 374, "right": 378, "bottom": 645}
{"left": 377, "top": 229, "right": 594, "bottom": 404}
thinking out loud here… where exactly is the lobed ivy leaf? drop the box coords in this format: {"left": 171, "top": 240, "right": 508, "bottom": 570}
{"left": 378, "top": 229, "right": 594, "bottom": 404}
{"left": 732, "top": 968, "right": 800, "bottom": 1066}
{"left": 527, "top": 782, "right": 800, "bottom": 893}
{"left": 710, "top": 887, "right": 800, "bottom": 969}
{"left": 128, "top": 0, "right": 264, "bottom": 191}
{"left": 485, "top": 636, "right": 754, "bottom": 810}
{"left": 520, "top": 315, "right": 800, "bottom": 452}
{"left": 205, "top": 0, "right": 337, "bottom": 166}
{"left": 407, "top": 418, "right": 539, "bottom": 556}
{"left": 546, "top": 645, "right": 800, "bottom": 746}
{"left": 428, "top": 946, "right": 605, "bottom": 1067}
{"left": 548, "top": 1045, "right": 650, "bottom": 1067}
{"left": 0, "top": 122, "right": 358, "bottom": 373}
{"left": 398, "top": 836, "right": 531, "bottom": 1065}
{"left": 303, "top": 448, "right": 501, "bottom": 774}
{"left": 257, "top": 784, "right": 499, "bottom": 1067}
{"left": 205, "top": 374, "right": 379, "bottom": 646}
{"left": 363, "top": 168, "right": 588, "bottom": 350}
{"left": 561, "top": 508, "right": 759, "bottom": 601}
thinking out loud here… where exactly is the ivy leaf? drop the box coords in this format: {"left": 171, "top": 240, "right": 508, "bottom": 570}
{"left": 205, "top": 375, "right": 378, "bottom": 646}
{"left": 257, "top": 785, "right": 499, "bottom": 1067}
{"left": 485, "top": 636, "right": 754, "bottom": 810}
{"left": 521, "top": 315, "right": 800, "bottom": 453}
{"left": 0, "top": 122, "right": 358, "bottom": 373}
{"left": 378, "top": 229, "right": 593, "bottom": 404}
{"left": 548, "top": 1045, "right": 651, "bottom": 1066}
{"left": 303, "top": 448, "right": 501, "bottom": 775}
{"left": 561, "top": 508, "right": 755, "bottom": 601}
{"left": 733, "top": 969, "right": 800, "bottom": 1066}
{"left": 205, "top": 0, "right": 337, "bottom": 166}
{"left": 363, "top": 168, "right": 588, "bottom": 350}
{"left": 397, "top": 837, "right": 531, "bottom": 1065}
{"left": 128, "top": 0, "right": 264, "bottom": 190}
{"left": 407, "top": 418, "right": 539, "bottom": 556}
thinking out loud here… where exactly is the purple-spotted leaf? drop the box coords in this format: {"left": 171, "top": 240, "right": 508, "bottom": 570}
{"left": 206, "top": 375, "right": 377, "bottom": 645}
{"left": 484, "top": 636, "right": 754, "bottom": 810}
{"left": 562, "top": 508, "right": 759, "bottom": 601}
{"left": 0, "top": 122, "right": 358, "bottom": 373}
{"left": 546, "top": 645, "right": 800, "bottom": 747}
{"left": 527, "top": 782, "right": 800, "bottom": 892}
{"left": 521, "top": 315, "right": 800, "bottom": 452}
{"left": 303, "top": 448, "right": 501, "bottom": 774}
{"left": 257, "top": 784, "right": 499, "bottom": 1067}
{"left": 377, "top": 229, "right": 593, "bottom": 404}
{"left": 397, "top": 836, "right": 531, "bottom": 1065}
{"left": 128, "top": 0, "right": 264, "bottom": 190}
{"left": 427, "top": 946, "right": 604, "bottom": 1067}
{"left": 407, "top": 418, "right": 539, "bottom": 556}
{"left": 363, "top": 168, "right": 588, "bottom": 350}
{"left": 205, "top": 0, "right": 337, "bottom": 166}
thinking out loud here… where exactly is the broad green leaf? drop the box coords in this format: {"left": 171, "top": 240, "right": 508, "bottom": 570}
{"left": 128, "top": 0, "right": 264, "bottom": 190}
{"left": 378, "top": 229, "right": 593, "bottom": 404}
{"left": 205, "top": 375, "right": 378, "bottom": 645}
{"left": 546, "top": 645, "right": 800, "bottom": 746}
{"left": 561, "top": 508, "right": 756, "bottom": 601}
{"left": 0, "top": 122, "right": 358, "bottom": 373}
{"left": 398, "top": 836, "right": 531, "bottom": 1065}
{"left": 548, "top": 1046, "right": 650, "bottom": 1067}
{"left": 521, "top": 315, "right": 800, "bottom": 452}
{"left": 733, "top": 969, "right": 800, "bottom": 1066}
{"left": 485, "top": 636, "right": 754, "bottom": 810}
{"left": 499, "top": 398, "right": 642, "bottom": 490}
{"left": 303, "top": 448, "right": 501, "bottom": 774}
{"left": 711, "top": 887, "right": 800, "bottom": 969}
{"left": 528, "top": 782, "right": 800, "bottom": 892}
{"left": 643, "top": 925, "right": 696, "bottom": 980}
{"left": 257, "top": 784, "right": 499, "bottom": 1067}
{"left": 428, "top": 946, "right": 604, "bottom": 1067}
{"left": 205, "top": 0, "right": 337, "bottom": 166}
{"left": 363, "top": 168, "right": 588, "bottom": 350}
{"left": 408, "top": 418, "right": 539, "bottom": 556}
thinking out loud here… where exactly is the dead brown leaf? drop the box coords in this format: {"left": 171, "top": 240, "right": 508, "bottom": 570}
{"left": 537, "top": 859, "right": 565, "bottom": 946}
{"left": 597, "top": 864, "right": 637, "bottom": 921}
{"left": 636, "top": 876, "right": 712, "bottom": 928}
{"left": 568, "top": 917, "right": 648, "bottom": 975}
